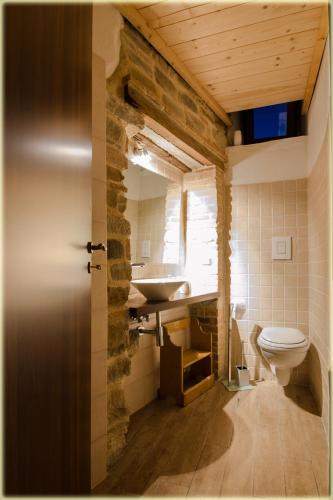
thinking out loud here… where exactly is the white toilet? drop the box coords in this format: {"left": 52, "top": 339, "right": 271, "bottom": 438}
{"left": 257, "top": 327, "right": 309, "bottom": 386}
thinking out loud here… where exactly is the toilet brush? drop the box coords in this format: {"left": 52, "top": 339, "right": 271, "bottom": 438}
{"left": 236, "top": 341, "right": 251, "bottom": 387}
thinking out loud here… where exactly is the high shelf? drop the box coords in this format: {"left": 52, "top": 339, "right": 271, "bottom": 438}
{"left": 159, "top": 317, "right": 215, "bottom": 406}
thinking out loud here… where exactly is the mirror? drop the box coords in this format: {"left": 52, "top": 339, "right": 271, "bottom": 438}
{"left": 124, "top": 154, "right": 183, "bottom": 269}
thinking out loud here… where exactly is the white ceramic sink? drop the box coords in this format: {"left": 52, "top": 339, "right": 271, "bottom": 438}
{"left": 131, "top": 277, "right": 186, "bottom": 301}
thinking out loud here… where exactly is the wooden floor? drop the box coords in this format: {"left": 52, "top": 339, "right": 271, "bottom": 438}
{"left": 93, "top": 381, "right": 329, "bottom": 497}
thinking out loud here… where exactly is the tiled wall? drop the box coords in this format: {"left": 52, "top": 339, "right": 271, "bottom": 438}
{"left": 163, "top": 183, "right": 183, "bottom": 264}
{"left": 126, "top": 196, "right": 166, "bottom": 264}
{"left": 306, "top": 41, "right": 330, "bottom": 440}
{"left": 125, "top": 196, "right": 165, "bottom": 263}
{"left": 136, "top": 197, "right": 166, "bottom": 263}
{"left": 230, "top": 179, "right": 309, "bottom": 383}
{"left": 308, "top": 124, "right": 330, "bottom": 437}
{"left": 91, "top": 53, "right": 108, "bottom": 488}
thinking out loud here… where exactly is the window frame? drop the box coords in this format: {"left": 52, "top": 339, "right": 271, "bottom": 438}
{"left": 240, "top": 101, "right": 302, "bottom": 145}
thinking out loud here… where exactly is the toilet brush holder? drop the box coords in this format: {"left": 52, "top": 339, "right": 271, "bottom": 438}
{"left": 236, "top": 365, "right": 250, "bottom": 387}
{"left": 236, "top": 340, "right": 250, "bottom": 387}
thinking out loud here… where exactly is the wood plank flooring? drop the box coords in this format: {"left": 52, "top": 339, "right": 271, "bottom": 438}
{"left": 93, "top": 381, "right": 329, "bottom": 497}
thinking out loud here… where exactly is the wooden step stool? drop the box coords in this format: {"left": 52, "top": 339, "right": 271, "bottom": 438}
{"left": 159, "top": 317, "right": 215, "bottom": 406}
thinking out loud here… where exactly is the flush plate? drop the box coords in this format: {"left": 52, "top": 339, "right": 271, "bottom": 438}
{"left": 272, "top": 236, "right": 292, "bottom": 260}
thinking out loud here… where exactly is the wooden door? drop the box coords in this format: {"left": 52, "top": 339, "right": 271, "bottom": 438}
{"left": 4, "top": 4, "right": 92, "bottom": 494}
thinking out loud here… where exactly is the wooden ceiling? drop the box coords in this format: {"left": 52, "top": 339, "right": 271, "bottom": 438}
{"left": 117, "top": 1, "right": 328, "bottom": 124}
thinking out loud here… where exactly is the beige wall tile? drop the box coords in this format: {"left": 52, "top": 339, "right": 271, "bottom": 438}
{"left": 124, "top": 378, "right": 146, "bottom": 415}
{"left": 284, "top": 180, "right": 296, "bottom": 192}
{"left": 124, "top": 346, "right": 158, "bottom": 385}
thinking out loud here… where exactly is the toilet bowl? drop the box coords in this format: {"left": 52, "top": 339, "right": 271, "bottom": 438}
{"left": 257, "top": 327, "right": 309, "bottom": 386}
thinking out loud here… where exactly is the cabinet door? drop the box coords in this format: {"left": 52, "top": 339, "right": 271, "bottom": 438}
{"left": 4, "top": 4, "right": 92, "bottom": 494}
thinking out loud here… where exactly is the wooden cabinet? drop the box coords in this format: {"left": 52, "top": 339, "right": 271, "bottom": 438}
{"left": 159, "top": 317, "right": 215, "bottom": 406}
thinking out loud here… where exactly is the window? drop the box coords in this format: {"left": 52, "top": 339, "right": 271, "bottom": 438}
{"left": 240, "top": 101, "right": 303, "bottom": 145}
{"left": 253, "top": 103, "right": 288, "bottom": 140}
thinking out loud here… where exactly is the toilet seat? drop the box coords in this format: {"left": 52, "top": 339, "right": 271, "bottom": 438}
{"left": 258, "top": 327, "right": 308, "bottom": 350}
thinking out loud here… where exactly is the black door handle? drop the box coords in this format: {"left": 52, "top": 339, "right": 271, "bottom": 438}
{"left": 87, "top": 242, "right": 106, "bottom": 253}
{"left": 87, "top": 262, "right": 102, "bottom": 274}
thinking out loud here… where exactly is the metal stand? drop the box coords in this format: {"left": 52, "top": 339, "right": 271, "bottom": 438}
{"left": 135, "top": 311, "right": 164, "bottom": 347}
{"left": 228, "top": 303, "right": 233, "bottom": 385}
{"left": 221, "top": 303, "right": 255, "bottom": 392}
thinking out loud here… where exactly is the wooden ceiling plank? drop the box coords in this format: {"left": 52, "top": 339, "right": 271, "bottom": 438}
{"left": 219, "top": 82, "right": 307, "bottom": 102}
{"left": 148, "top": 2, "right": 243, "bottom": 30}
{"left": 172, "top": 8, "right": 322, "bottom": 60}
{"left": 302, "top": 5, "right": 329, "bottom": 113}
{"left": 208, "top": 63, "right": 310, "bottom": 96}
{"left": 186, "top": 30, "right": 317, "bottom": 75}
{"left": 136, "top": 3, "right": 168, "bottom": 22}
{"left": 221, "top": 88, "right": 306, "bottom": 112}
{"left": 215, "top": 81, "right": 307, "bottom": 103}
{"left": 114, "top": 3, "right": 232, "bottom": 127}
{"left": 138, "top": 1, "right": 206, "bottom": 22}
{"left": 134, "top": 2, "right": 158, "bottom": 9}
{"left": 158, "top": 3, "right": 321, "bottom": 47}
{"left": 198, "top": 47, "right": 313, "bottom": 85}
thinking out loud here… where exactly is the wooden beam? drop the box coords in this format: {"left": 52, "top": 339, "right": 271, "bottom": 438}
{"left": 302, "top": 5, "right": 329, "bottom": 114}
{"left": 126, "top": 79, "right": 228, "bottom": 169}
{"left": 143, "top": 116, "right": 211, "bottom": 167}
{"left": 134, "top": 133, "right": 192, "bottom": 173}
{"left": 140, "top": 125, "right": 204, "bottom": 169}
{"left": 113, "top": 3, "right": 232, "bottom": 127}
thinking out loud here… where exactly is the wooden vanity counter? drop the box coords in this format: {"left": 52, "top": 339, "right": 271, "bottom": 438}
{"left": 127, "top": 289, "right": 219, "bottom": 318}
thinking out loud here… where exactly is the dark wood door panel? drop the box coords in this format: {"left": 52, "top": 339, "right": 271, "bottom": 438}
{"left": 4, "top": 4, "right": 92, "bottom": 494}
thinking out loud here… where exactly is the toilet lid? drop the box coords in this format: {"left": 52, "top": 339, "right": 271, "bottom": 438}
{"left": 260, "top": 327, "right": 307, "bottom": 346}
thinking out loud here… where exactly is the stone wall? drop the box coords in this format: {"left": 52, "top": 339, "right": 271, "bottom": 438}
{"left": 106, "top": 19, "right": 228, "bottom": 469}
{"left": 217, "top": 166, "right": 230, "bottom": 377}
